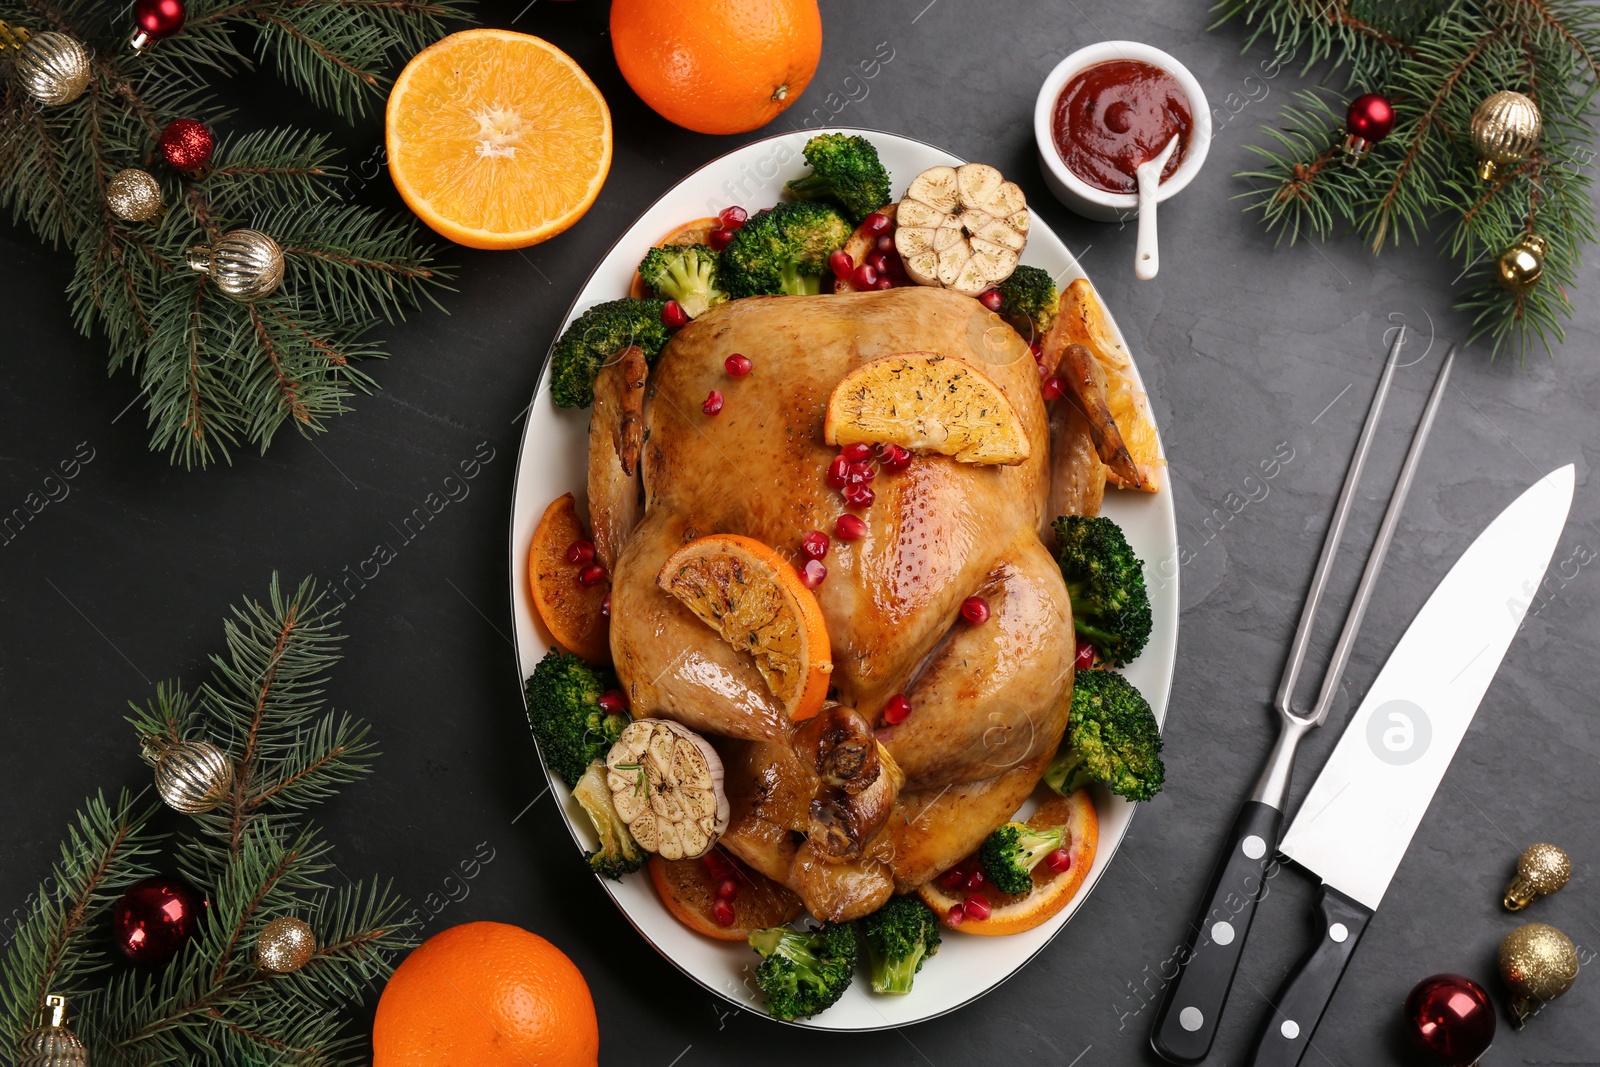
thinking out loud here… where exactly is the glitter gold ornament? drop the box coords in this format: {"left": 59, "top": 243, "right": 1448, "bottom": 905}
{"left": 1498, "top": 921, "right": 1579, "bottom": 1027}
{"left": 10, "top": 29, "right": 92, "bottom": 107}
{"left": 1505, "top": 842, "right": 1571, "bottom": 910}
{"left": 1471, "top": 91, "right": 1542, "bottom": 181}
{"left": 187, "top": 229, "right": 284, "bottom": 302}
{"left": 18, "top": 995, "right": 89, "bottom": 1067}
{"left": 1495, "top": 233, "right": 1547, "bottom": 294}
{"left": 141, "top": 735, "right": 234, "bottom": 813}
{"left": 256, "top": 916, "right": 316, "bottom": 973}
{"left": 106, "top": 168, "right": 165, "bottom": 223}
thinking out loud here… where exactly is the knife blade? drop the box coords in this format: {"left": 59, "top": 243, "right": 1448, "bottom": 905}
{"left": 1249, "top": 464, "right": 1576, "bottom": 1067}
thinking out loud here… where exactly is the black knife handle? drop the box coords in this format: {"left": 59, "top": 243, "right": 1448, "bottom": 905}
{"left": 1150, "top": 800, "right": 1283, "bottom": 1064}
{"left": 1247, "top": 883, "right": 1374, "bottom": 1067}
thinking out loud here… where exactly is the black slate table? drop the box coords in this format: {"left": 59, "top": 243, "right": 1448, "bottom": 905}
{"left": 4, "top": 1, "right": 1596, "bottom": 1063}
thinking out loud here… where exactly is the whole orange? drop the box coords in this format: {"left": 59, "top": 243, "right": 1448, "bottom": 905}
{"left": 372, "top": 922, "right": 599, "bottom": 1067}
{"left": 610, "top": 0, "right": 823, "bottom": 135}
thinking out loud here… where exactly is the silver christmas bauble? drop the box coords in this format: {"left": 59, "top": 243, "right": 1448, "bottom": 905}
{"left": 256, "top": 916, "right": 316, "bottom": 973}
{"left": 186, "top": 229, "right": 284, "bottom": 302}
{"left": 106, "top": 168, "right": 164, "bottom": 223}
{"left": 18, "top": 995, "right": 89, "bottom": 1067}
{"left": 141, "top": 736, "right": 234, "bottom": 814}
{"left": 14, "top": 31, "right": 91, "bottom": 107}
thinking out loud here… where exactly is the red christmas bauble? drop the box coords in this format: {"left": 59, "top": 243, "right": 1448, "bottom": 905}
{"left": 1404, "top": 973, "right": 1496, "bottom": 1066}
{"left": 159, "top": 119, "right": 214, "bottom": 172}
{"left": 133, "top": 0, "right": 186, "bottom": 42}
{"left": 1347, "top": 92, "right": 1396, "bottom": 143}
{"left": 111, "top": 876, "right": 204, "bottom": 965}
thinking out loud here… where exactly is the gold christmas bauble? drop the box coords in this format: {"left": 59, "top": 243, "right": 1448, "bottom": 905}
{"left": 19, "top": 995, "right": 89, "bottom": 1067}
{"left": 1471, "top": 90, "right": 1541, "bottom": 181}
{"left": 141, "top": 735, "right": 234, "bottom": 814}
{"left": 1505, "top": 842, "right": 1571, "bottom": 910}
{"left": 106, "top": 168, "right": 164, "bottom": 223}
{"left": 1499, "top": 921, "right": 1579, "bottom": 1027}
{"left": 1495, "top": 233, "right": 1547, "bottom": 294}
{"left": 186, "top": 229, "right": 284, "bottom": 302}
{"left": 256, "top": 916, "right": 316, "bottom": 973}
{"left": 13, "top": 30, "right": 91, "bottom": 107}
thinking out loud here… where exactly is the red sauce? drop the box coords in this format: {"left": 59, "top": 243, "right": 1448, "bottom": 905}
{"left": 1052, "top": 59, "right": 1192, "bottom": 194}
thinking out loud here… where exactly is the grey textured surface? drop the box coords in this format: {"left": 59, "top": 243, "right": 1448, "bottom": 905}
{"left": 2, "top": 1, "right": 1596, "bottom": 1063}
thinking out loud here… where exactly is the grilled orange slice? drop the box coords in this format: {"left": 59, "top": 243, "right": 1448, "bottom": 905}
{"left": 824, "top": 352, "right": 1030, "bottom": 465}
{"left": 527, "top": 494, "right": 610, "bottom": 664}
{"left": 649, "top": 850, "right": 803, "bottom": 942}
{"left": 918, "top": 788, "right": 1098, "bottom": 936}
{"left": 657, "top": 534, "right": 831, "bottom": 722}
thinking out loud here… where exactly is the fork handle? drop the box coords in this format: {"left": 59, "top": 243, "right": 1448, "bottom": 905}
{"left": 1149, "top": 800, "right": 1283, "bottom": 1064}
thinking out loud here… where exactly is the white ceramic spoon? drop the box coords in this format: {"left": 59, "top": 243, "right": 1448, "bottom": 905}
{"left": 1134, "top": 134, "right": 1179, "bottom": 281}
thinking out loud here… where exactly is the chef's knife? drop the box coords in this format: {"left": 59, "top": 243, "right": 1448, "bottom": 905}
{"left": 1249, "top": 464, "right": 1575, "bottom": 1067}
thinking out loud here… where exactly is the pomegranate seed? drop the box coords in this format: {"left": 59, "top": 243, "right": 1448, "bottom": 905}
{"left": 1046, "top": 848, "right": 1072, "bottom": 874}
{"left": 578, "top": 563, "right": 607, "bottom": 587}
{"left": 565, "top": 539, "right": 595, "bottom": 564}
{"left": 841, "top": 442, "right": 872, "bottom": 462}
{"left": 979, "top": 289, "right": 1004, "bottom": 312}
{"left": 702, "top": 390, "right": 724, "bottom": 415}
{"left": 715, "top": 878, "right": 739, "bottom": 901}
{"left": 851, "top": 263, "right": 878, "bottom": 289}
{"left": 799, "top": 559, "right": 827, "bottom": 589}
{"left": 1074, "top": 640, "right": 1097, "bottom": 670}
{"left": 827, "top": 455, "right": 850, "bottom": 488}
{"left": 835, "top": 513, "right": 867, "bottom": 540}
{"left": 883, "top": 693, "right": 912, "bottom": 724}
{"left": 801, "top": 530, "right": 830, "bottom": 559}
{"left": 1042, "top": 376, "right": 1066, "bottom": 401}
{"left": 724, "top": 353, "right": 752, "bottom": 376}
{"left": 879, "top": 443, "right": 911, "bottom": 472}
{"left": 847, "top": 460, "right": 875, "bottom": 485}
{"left": 875, "top": 233, "right": 895, "bottom": 255}
{"left": 703, "top": 850, "right": 734, "bottom": 879}
{"left": 829, "top": 249, "right": 854, "bottom": 280}
{"left": 961, "top": 596, "right": 991, "bottom": 625}
{"left": 662, "top": 300, "right": 688, "bottom": 327}
{"left": 867, "top": 251, "right": 889, "bottom": 274}
{"left": 940, "top": 867, "right": 967, "bottom": 889}
{"left": 1037, "top": 360, "right": 1053, "bottom": 380}
{"left": 964, "top": 895, "right": 993, "bottom": 921}
{"left": 712, "top": 900, "right": 737, "bottom": 927}
{"left": 843, "top": 483, "right": 875, "bottom": 508}
{"left": 963, "top": 867, "right": 987, "bottom": 893}
{"left": 719, "top": 205, "right": 748, "bottom": 229}
{"left": 708, "top": 227, "right": 736, "bottom": 251}
{"left": 601, "top": 592, "right": 611, "bottom": 618}
{"left": 863, "top": 212, "right": 891, "bottom": 235}
{"left": 874, "top": 276, "right": 894, "bottom": 290}
{"left": 945, "top": 903, "right": 966, "bottom": 927}
{"left": 1029, "top": 339, "right": 1043, "bottom": 358}
{"left": 597, "top": 689, "right": 629, "bottom": 713}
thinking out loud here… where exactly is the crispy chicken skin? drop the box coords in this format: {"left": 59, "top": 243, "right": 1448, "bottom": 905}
{"left": 608, "top": 288, "right": 1078, "bottom": 912}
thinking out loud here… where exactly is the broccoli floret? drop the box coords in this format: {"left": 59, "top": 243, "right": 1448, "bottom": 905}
{"left": 785, "top": 133, "right": 893, "bottom": 225}
{"left": 748, "top": 922, "right": 860, "bottom": 1019}
{"left": 720, "top": 201, "right": 852, "bottom": 298}
{"left": 524, "top": 648, "right": 628, "bottom": 788}
{"left": 860, "top": 896, "right": 941, "bottom": 994}
{"left": 978, "top": 820, "right": 1068, "bottom": 896}
{"left": 549, "top": 298, "right": 670, "bottom": 408}
{"left": 637, "top": 244, "right": 728, "bottom": 319}
{"left": 1045, "top": 668, "right": 1165, "bottom": 801}
{"left": 572, "top": 759, "right": 646, "bottom": 879}
{"left": 1053, "top": 514, "right": 1153, "bottom": 666}
{"left": 996, "top": 265, "right": 1059, "bottom": 342}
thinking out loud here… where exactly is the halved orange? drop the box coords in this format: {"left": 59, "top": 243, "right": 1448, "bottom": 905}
{"left": 1051, "top": 279, "right": 1161, "bottom": 491}
{"left": 824, "top": 352, "right": 1031, "bottom": 465}
{"left": 528, "top": 494, "right": 610, "bottom": 664}
{"left": 918, "top": 788, "right": 1098, "bottom": 936}
{"left": 628, "top": 217, "right": 720, "bottom": 299}
{"left": 657, "top": 534, "right": 832, "bottom": 722}
{"left": 648, "top": 850, "right": 803, "bottom": 941}
{"left": 386, "top": 30, "right": 612, "bottom": 250}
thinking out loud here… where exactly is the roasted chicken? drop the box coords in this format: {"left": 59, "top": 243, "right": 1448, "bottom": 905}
{"left": 593, "top": 286, "right": 1089, "bottom": 920}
